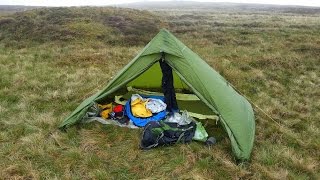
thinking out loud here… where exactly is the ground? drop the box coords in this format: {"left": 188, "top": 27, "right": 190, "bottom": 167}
{"left": 0, "top": 4, "right": 319, "bottom": 179}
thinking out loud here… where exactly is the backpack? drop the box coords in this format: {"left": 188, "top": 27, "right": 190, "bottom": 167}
{"left": 140, "top": 120, "right": 196, "bottom": 149}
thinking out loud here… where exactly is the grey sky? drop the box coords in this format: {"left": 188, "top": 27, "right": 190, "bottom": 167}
{"left": 0, "top": 0, "right": 319, "bottom": 7}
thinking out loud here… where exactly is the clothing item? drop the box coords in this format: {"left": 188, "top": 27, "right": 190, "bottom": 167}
{"left": 131, "top": 94, "right": 153, "bottom": 118}
{"left": 100, "top": 110, "right": 111, "bottom": 119}
{"left": 159, "top": 57, "right": 178, "bottom": 112}
{"left": 98, "top": 103, "right": 113, "bottom": 119}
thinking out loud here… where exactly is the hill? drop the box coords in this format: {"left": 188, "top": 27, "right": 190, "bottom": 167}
{"left": 0, "top": 5, "right": 40, "bottom": 14}
{"left": 0, "top": 7, "right": 163, "bottom": 47}
{"left": 118, "top": 1, "right": 320, "bottom": 14}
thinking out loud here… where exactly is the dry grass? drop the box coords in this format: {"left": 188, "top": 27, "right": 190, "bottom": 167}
{"left": 0, "top": 5, "right": 320, "bottom": 179}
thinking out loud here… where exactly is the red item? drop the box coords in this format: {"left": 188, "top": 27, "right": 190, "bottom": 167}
{"left": 113, "top": 105, "right": 123, "bottom": 113}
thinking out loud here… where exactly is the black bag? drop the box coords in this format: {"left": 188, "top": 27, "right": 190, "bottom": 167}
{"left": 140, "top": 121, "right": 196, "bottom": 149}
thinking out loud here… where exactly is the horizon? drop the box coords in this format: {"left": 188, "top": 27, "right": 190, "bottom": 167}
{"left": 0, "top": 0, "right": 320, "bottom": 7}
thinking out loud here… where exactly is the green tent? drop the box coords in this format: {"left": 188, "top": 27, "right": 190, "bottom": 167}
{"left": 59, "top": 29, "right": 255, "bottom": 161}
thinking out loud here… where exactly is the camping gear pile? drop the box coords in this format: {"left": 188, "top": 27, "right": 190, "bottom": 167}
{"left": 59, "top": 29, "right": 255, "bottom": 161}
{"left": 83, "top": 51, "right": 212, "bottom": 148}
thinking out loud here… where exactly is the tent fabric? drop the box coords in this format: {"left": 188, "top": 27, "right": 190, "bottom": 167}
{"left": 127, "top": 61, "right": 189, "bottom": 90}
{"left": 59, "top": 29, "right": 255, "bottom": 161}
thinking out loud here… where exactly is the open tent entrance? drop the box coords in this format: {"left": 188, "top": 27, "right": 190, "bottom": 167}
{"left": 97, "top": 55, "right": 218, "bottom": 122}
{"left": 127, "top": 58, "right": 189, "bottom": 91}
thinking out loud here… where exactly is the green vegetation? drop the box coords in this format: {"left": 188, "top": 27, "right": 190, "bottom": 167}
{"left": 0, "top": 7, "right": 163, "bottom": 47}
{"left": 0, "top": 4, "right": 319, "bottom": 179}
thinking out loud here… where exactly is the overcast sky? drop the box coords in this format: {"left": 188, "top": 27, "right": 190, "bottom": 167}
{"left": 1, "top": 0, "right": 319, "bottom": 7}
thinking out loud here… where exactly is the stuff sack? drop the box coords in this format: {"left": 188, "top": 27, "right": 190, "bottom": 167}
{"left": 125, "top": 95, "right": 167, "bottom": 127}
{"left": 140, "top": 121, "right": 196, "bottom": 149}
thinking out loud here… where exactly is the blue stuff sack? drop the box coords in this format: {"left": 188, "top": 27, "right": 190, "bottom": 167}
{"left": 125, "top": 95, "right": 167, "bottom": 127}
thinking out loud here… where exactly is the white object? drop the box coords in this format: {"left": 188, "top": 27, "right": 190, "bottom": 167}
{"left": 164, "top": 110, "right": 193, "bottom": 125}
{"left": 146, "top": 98, "right": 167, "bottom": 113}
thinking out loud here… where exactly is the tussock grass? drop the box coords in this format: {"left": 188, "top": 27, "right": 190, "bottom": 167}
{"left": 1, "top": 5, "right": 320, "bottom": 179}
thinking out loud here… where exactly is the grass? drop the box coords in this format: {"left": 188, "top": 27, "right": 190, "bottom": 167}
{"left": 0, "top": 5, "right": 320, "bottom": 179}
{"left": 0, "top": 7, "right": 162, "bottom": 47}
